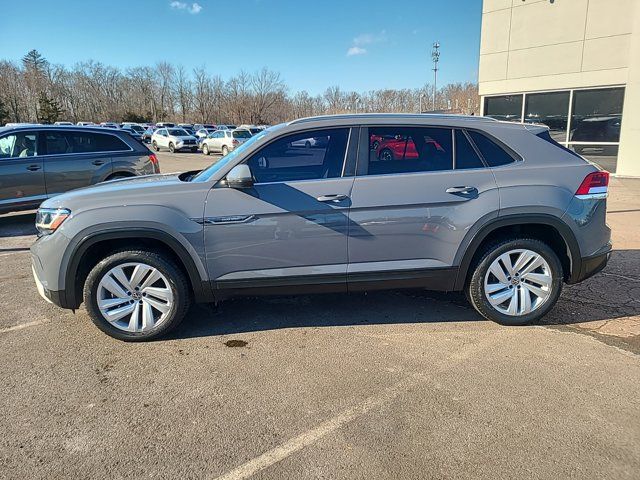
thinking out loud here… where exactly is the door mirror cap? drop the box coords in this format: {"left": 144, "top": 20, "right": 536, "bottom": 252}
{"left": 226, "top": 164, "right": 254, "bottom": 189}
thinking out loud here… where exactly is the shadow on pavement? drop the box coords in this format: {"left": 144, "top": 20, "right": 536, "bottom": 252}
{"left": 0, "top": 212, "right": 37, "bottom": 238}
{"left": 171, "top": 249, "right": 640, "bottom": 339}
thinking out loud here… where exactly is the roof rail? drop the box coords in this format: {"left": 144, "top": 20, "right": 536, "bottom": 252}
{"left": 288, "top": 113, "right": 497, "bottom": 125}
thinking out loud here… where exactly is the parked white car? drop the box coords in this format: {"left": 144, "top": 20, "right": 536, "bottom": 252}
{"left": 195, "top": 128, "right": 216, "bottom": 140}
{"left": 201, "top": 129, "right": 252, "bottom": 156}
{"left": 151, "top": 127, "right": 198, "bottom": 153}
{"left": 76, "top": 121, "right": 95, "bottom": 126}
{"left": 54, "top": 121, "right": 74, "bottom": 126}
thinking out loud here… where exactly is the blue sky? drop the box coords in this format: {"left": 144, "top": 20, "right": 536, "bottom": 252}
{"left": 0, "top": 0, "right": 482, "bottom": 94}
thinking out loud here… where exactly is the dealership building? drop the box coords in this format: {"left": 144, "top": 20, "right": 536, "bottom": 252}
{"left": 479, "top": 0, "right": 640, "bottom": 176}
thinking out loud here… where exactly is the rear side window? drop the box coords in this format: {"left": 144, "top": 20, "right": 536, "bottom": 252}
{"left": 467, "top": 130, "right": 515, "bottom": 167}
{"left": 44, "top": 131, "right": 129, "bottom": 154}
{"left": 366, "top": 126, "right": 453, "bottom": 175}
{"left": 454, "top": 130, "right": 484, "bottom": 169}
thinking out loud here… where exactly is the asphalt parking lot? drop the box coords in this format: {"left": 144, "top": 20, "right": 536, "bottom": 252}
{"left": 1, "top": 152, "right": 639, "bottom": 479}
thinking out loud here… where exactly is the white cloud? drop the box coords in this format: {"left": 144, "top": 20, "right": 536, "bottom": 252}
{"left": 346, "top": 30, "right": 387, "bottom": 57}
{"left": 346, "top": 46, "right": 367, "bottom": 57}
{"left": 169, "top": 1, "right": 203, "bottom": 14}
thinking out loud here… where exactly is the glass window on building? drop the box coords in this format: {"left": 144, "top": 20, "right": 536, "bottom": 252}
{"left": 524, "top": 91, "right": 570, "bottom": 143}
{"left": 570, "top": 88, "right": 625, "bottom": 143}
{"left": 484, "top": 95, "right": 523, "bottom": 122}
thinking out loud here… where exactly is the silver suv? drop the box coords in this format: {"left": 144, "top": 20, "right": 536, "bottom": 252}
{"left": 31, "top": 114, "right": 611, "bottom": 341}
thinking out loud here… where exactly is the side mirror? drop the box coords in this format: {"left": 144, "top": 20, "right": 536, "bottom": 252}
{"left": 226, "top": 164, "right": 254, "bottom": 189}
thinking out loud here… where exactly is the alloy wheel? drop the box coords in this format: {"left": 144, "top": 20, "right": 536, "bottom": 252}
{"left": 483, "top": 249, "right": 552, "bottom": 316}
{"left": 96, "top": 262, "right": 173, "bottom": 333}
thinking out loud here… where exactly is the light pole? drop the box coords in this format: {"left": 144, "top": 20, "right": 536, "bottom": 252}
{"left": 419, "top": 92, "right": 426, "bottom": 114}
{"left": 431, "top": 41, "right": 440, "bottom": 111}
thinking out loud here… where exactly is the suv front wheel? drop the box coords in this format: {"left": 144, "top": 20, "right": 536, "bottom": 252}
{"left": 467, "top": 238, "right": 563, "bottom": 326}
{"left": 83, "top": 250, "right": 191, "bottom": 341}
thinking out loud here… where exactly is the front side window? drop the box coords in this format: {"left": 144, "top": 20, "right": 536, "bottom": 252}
{"left": 366, "top": 126, "right": 453, "bottom": 175}
{"left": 0, "top": 133, "right": 37, "bottom": 159}
{"left": 246, "top": 128, "right": 349, "bottom": 183}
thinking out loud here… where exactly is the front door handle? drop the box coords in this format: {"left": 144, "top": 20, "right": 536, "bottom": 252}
{"left": 446, "top": 186, "right": 477, "bottom": 195}
{"left": 92, "top": 160, "right": 106, "bottom": 166}
{"left": 26, "top": 164, "right": 41, "bottom": 171}
{"left": 317, "top": 194, "right": 348, "bottom": 202}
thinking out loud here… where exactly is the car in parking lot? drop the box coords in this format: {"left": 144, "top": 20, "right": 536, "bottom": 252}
{"left": 141, "top": 127, "right": 156, "bottom": 143}
{"left": 0, "top": 125, "right": 159, "bottom": 214}
{"left": 30, "top": 114, "right": 611, "bottom": 341}
{"left": 200, "top": 128, "right": 252, "bottom": 156}
{"left": 151, "top": 127, "right": 198, "bottom": 153}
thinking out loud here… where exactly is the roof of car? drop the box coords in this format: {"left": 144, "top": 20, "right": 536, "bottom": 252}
{"left": 0, "top": 124, "right": 126, "bottom": 134}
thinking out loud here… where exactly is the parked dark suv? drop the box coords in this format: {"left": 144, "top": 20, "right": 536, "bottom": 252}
{"left": 30, "top": 114, "right": 611, "bottom": 341}
{"left": 0, "top": 125, "right": 159, "bottom": 214}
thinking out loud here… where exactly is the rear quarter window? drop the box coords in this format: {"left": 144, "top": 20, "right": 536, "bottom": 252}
{"left": 467, "top": 130, "right": 516, "bottom": 167}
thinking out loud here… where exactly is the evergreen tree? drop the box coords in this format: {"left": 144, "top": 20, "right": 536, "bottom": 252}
{"left": 22, "top": 49, "right": 48, "bottom": 74}
{"left": 37, "top": 92, "right": 64, "bottom": 124}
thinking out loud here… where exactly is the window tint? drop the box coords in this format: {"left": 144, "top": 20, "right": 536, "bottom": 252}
{"left": 246, "top": 128, "right": 349, "bottom": 183}
{"left": 484, "top": 95, "right": 523, "bottom": 122}
{"left": 524, "top": 91, "right": 569, "bottom": 143}
{"left": 367, "top": 127, "right": 452, "bottom": 175}
{"left": 96, "top": 133, "right": 129, "bottom": 151}
{"left": 44, "top": 132, "right": 71, "bottom": 155}
{"left": 455, "top": 130, "right": 484, "bottom": 169}
{"left": 467, "top": 131, "right": 515, "bottom": 167}
{"left": 570, "top": 88, "right": 624, "bottom": 143}
{"left": 0, "top": 133, "right": 38, "bottom": 158}
{"left": 233, "top": 130, "right": 252, "bottom": 139}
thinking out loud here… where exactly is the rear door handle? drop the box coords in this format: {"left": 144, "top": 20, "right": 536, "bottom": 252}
{"left": 26, "top": 164, "right": 41, "bottom": 171}
{"left": 446, "top": 186, "right": 477, "bottom": 195}
{"left": 92, "top": 160, "right": 106, "bottom": 166}
{"left": 316, "top": 194, "right": 348, "bottom": 202}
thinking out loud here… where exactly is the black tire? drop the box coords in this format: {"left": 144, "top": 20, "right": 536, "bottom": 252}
{"left": 222, "top": 145, "right": 229, "bottom": 156}
{"left": 83, "top": 250, "right": 191, "bottom": 341}
{"left": 191, "top": 147, "right": 198, "bottom": 153}
{"left": 379, "top": 148, "right": 394, "bottom": 161}
{"left": 202, "top": 144, "right": 210, "bottom": 155}
{"left": 467, "top": 237, "right": 563, "bottom": 326}
{"left": 169, "top": 143, "right": 176, "bottom": 153}
{"left": 152, "top": 141, "right": 159, "bottom": 152}
{"left": 105, "top": 173, "right": 133, "bottom": 181}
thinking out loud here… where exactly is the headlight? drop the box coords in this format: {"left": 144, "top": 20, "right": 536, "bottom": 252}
{"left": 35, "top": 208, "right": 71, "bottom": 235}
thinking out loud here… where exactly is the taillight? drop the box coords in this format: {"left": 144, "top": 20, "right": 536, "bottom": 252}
{"left": 232, "top": 139, "right": 239, "bottom": 145}
{"left": 575, "top": 171, "right": 609, "bottom": 198}
{"left": 149, "top": 153, "right": 160, "bottom": 173}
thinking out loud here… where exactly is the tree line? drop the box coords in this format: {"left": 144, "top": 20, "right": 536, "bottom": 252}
{"left": 0, "top": 50, "right": 479, "bottom": 126}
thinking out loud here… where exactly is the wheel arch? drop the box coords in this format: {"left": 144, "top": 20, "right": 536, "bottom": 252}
{"left": 64, "top": 228, "right": 212, "bottom": 309}
{"left": 454, "top": 214, "right": 582, "bottom": 290}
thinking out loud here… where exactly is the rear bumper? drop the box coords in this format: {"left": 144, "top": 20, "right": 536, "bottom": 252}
{"left": 570, "top": 243, "right": 611, "bottom": 284}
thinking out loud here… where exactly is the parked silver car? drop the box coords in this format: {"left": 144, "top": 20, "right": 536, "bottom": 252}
{"left": 31, "top": 114, "right": 611, "bottom": 341}
{"left": 201, "top": 129, "right": 252, "bottom": 156}
{"left": 151, "top": 128, "right": 198, "bottom": 153}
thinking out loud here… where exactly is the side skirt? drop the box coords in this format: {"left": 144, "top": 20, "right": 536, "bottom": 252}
{"left": 208, "top": 267, "right": 459, "bottom": 302}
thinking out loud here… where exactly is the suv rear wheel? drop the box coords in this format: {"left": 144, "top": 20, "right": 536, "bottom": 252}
{"left": 83, "top": 250, "right": 191, "bottom": 341}
{"left": 467, "top": 238, "right": 563, "bottom": 326}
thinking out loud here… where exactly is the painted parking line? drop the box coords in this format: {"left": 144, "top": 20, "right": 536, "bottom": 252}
{"left": 0, "top": 319, "right": 50, "bottom": 334}
{"left": 0, "top": 249, "right": 31, "bottom": 257}
{"left": 212, "top": 340, "right": 494, "bottom": 480}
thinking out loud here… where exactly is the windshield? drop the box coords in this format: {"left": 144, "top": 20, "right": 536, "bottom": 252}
{"left": 168, "top": 128, "right": 189, "bottom": 136}
{"left": 129, "top": 125, "right": 144, "bottom": 133}
{"left": 191, "top": 129, "right": 270, "bottom": 182}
